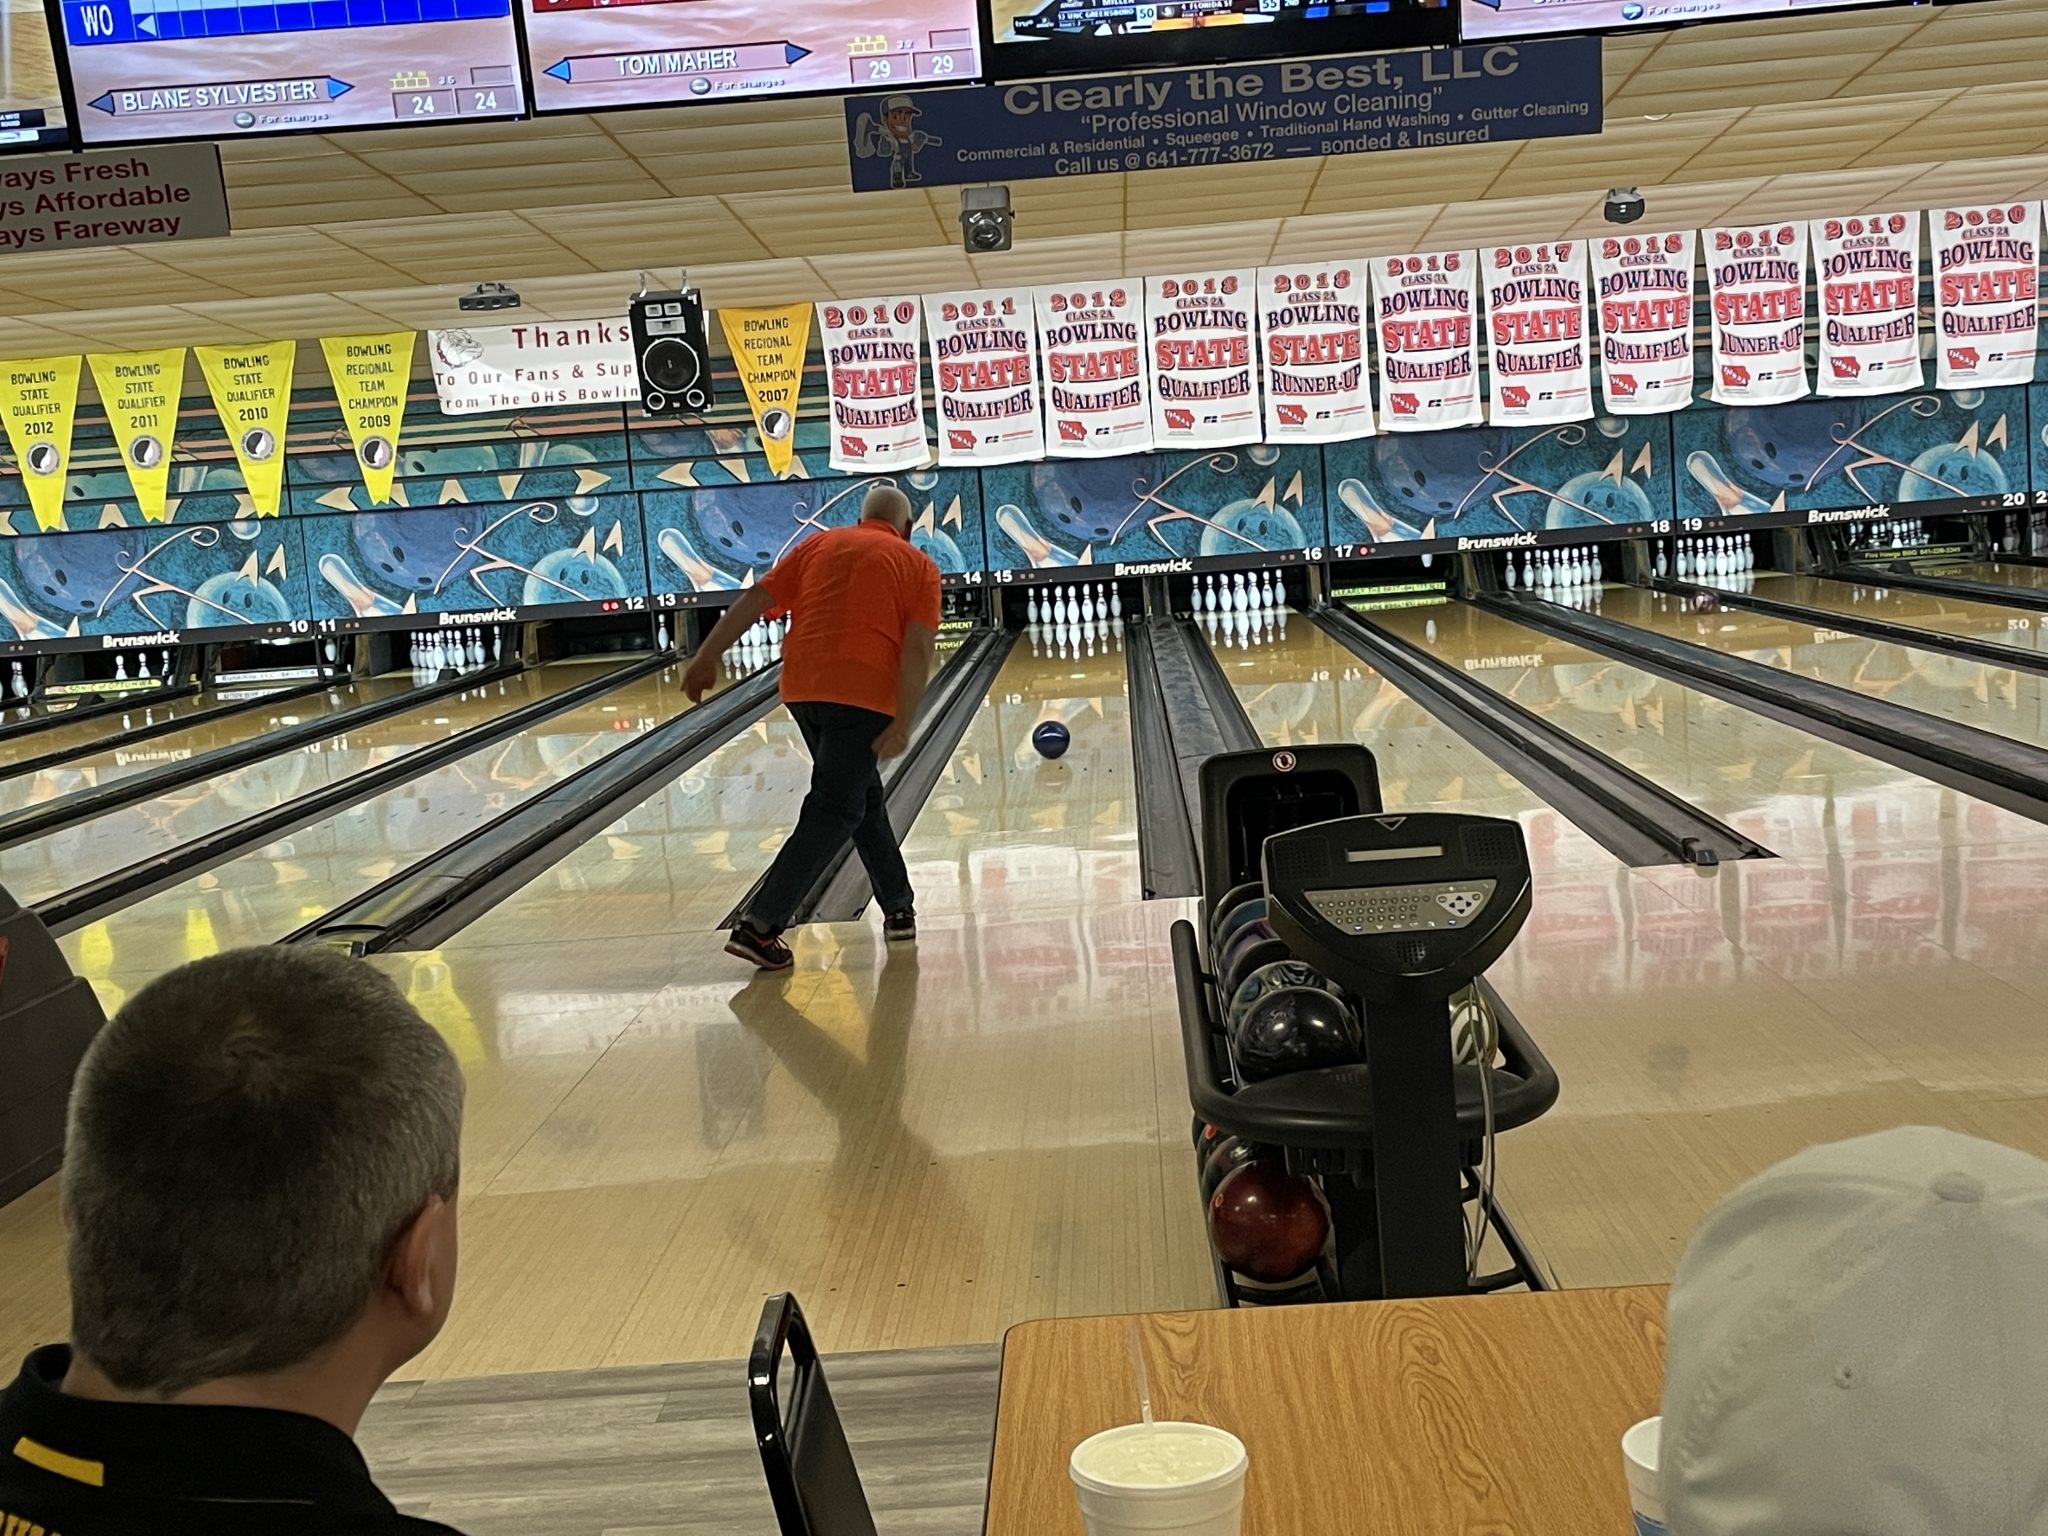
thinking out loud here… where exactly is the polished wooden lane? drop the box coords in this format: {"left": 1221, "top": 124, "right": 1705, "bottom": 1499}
{"left": 0, "top": 663, "right": 618, "bottom": 907}
{"left": 1596, "top": 583, "right": 2048, "bottom": 750}
{"left": 54, "top": 662, "right": 697, "bottom": 997}
{"left": 989, "top": 1288, "right": 1667, "bottom": 1536}
{"left": 1948, "top": 559, "right": 2048, "bottom": 593}
{"left": 1755, "top": 572, "right": 2048, "bottom": 656}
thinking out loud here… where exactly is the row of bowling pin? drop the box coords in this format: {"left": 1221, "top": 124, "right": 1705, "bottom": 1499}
{"left": 409, "top": 628, "right": 497, "bottom": 678}
{"left": 742, "top": 614, "right": 790, "bottom": 650}
{"left": 1192, "top": 570, "right": 1283, "bottom": 615}
{"left": 104, "top": 649, "right": 174, "bottom": 685}
{"left": 1204, "top": 606, "right": 1289, "bottom": 650}
{"left": 1504, "top": 546, "right": 1603, "bottom": 592}
{"left": 1028, "top": 618, "right": 1122, "bottom": 661}
{"left": 1654, "top": 537, "right": 1753, "bottom": 581}
{"left": 1846, "top": 518, "right": 1934, "bottom": 550}
{"left": 1028, "top": 584, "right": 1121, "bottom": 626}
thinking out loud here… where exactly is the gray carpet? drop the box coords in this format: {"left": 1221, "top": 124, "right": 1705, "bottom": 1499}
{"left": 361, "top": 1343, "right": 1002, "bottom": 1536}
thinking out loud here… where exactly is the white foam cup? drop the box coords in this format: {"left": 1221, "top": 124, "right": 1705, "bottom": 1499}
{"left": 1069, "top": 1421, "right": 1248, "bottom": 1536}
{"left": 1622, "top": 1416, "right": 1666, "bottom": 1535}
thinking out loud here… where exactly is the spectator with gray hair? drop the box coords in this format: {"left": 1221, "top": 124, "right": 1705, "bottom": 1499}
{"left": 0, "top": 946, "right": 467, "bottom": 1534}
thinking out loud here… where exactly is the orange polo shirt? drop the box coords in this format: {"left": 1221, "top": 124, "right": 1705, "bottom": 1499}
{"left": 760, "top": 520, "right": 942, "bottom": 718}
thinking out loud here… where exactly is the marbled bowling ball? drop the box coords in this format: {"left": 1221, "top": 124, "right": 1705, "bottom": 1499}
{"left": 1028, "top": 457, "right": 1160, "bottom": 548}
{"left": 912, "top": 525, "right": 967, "bottom": 574}
{"left": 1231, "top": 985, "right": 1363, "bottom": 1084}
{"left": 1227, "top": 960, "right": 1345, "bottom": 1037}
{"left": 188, "top": 570, "right": 292, "bottom": 627}
{"left": 1374, "top": 434, "right": 1487, "bottom": 520}
{"left": 1543, "top": 471, "right": 1653, "bottom": 531}
{"left": 1898, "top": 441, "right": 2008, "bottom": 503}
{"left": 1722, "top": 402, "right": 1861, "bottom": 491}
{"left": 1213, "top": 895, "right": 1267, "bottom": 952}
{"left": 1209, "top": 1160, "right": 1330, "bottom": 1284}
{"left": 14, "top": 534, "right": 137, "bottom": 616}
{"left": 524, "top": 549, "right": 627, "bottom": 606}
{"left": 691, "top": 488, "right": 791, "bottom": 569}
{"left": 351, "top": 510, "right": 484, "bottom": 594}
{"left": 1198, "top": 497, "right": 1304, "bottom": 560}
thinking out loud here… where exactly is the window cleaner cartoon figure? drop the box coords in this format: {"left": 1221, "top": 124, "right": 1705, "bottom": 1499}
{"left": 854, "top": 94, "right": 943, "bottom": 188}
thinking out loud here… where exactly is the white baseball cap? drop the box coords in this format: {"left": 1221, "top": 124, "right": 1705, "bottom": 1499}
{"left": 1660, "top": 1126, "right": 2048, "bottom": 1535}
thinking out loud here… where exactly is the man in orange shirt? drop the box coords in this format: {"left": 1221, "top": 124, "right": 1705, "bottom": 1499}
{"left": 684, "top": 484, "right": 941, "bottom": 970}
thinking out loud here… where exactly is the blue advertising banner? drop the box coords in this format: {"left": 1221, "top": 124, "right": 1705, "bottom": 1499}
{"left": 844, "top": 41, "right": 1602, "bottom": 192}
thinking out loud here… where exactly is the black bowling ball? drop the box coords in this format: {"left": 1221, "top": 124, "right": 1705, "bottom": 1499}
{"left": 1232, "top": 986, "right": 1363, "bottom": 1083}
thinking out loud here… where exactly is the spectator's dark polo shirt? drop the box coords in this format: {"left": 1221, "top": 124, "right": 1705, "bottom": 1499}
{"left": 1, "top": 1346, "right": 460, "bottom": 1534}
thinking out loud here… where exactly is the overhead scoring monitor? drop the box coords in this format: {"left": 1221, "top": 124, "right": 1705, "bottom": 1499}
{"left": 525, "top": 0, "right": 982, "bottom": 113}
{"left": 2, "top": 0, "right": 74, "bottom": 149}
{"left": 1459, "top": 0, "right": 1918, "bottom": 39}
{"left": 980, "top": 0, "right": 1456, "bottom": 77}
{"left": 57, "top": 0, "right": 526, "bottom": 143}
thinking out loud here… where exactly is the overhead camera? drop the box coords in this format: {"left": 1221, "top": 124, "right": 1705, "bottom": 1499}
{"left": 961, "top": 185, "right": 1014, "bottom": 253}
{"left": 458, "top": 281, "right": 521, "bottom": 313}
{"left": 1603, "top": 188, "right": 1646, "bottom": 226}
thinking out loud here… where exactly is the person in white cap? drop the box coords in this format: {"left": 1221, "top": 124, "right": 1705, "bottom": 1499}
{"left": 851, "top": 94, "right": 943, "bottom": 188}
{"left": 1658, "top": 1125, "right": 2048, "bottom": 1534}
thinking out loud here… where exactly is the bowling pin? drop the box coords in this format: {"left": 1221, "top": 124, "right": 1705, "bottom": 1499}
{"left": 160, "top": 648, "right": 172, "bottom": 680}
{"left": 1519, "top": 551, "right": 1533, "bottom": 588}
{"left": 7, "top": 661, "right": 23, "bottom": 700}
{"left": 1082, "top": 586, "right": 1097, "bottom": 624}
{"left": 1110, "top": 584, "right": 1123, "bottom": 620}
{"left": 469, "top": 628, "right": 484, "bottom": 666}
{"left": 1232, "top": 573, "right": 1248, "bottom": 613}
{"left": 491, "top": 628, "right": 503, "bottom": 663}
{"left": 1653, "top": 544, "right": 1668, "bottom": 580}
{"left": 657, "top": 617, "right": 671, "bottom": 651}
{"left": 1028, "top": 589, "right": 1041, "bottom": 625}
{"left": 323, "top": 638, "right": 339, "bottom": 666}
{"left": 115, "top": 652, "right": 128, "bottom": 682}
{"left": 1191, "top": 577, "right": 1206, "bottom": 615}
{"left": 1536, "top": 552, "right": 1553, "bottom": 591}
{"left": 1504, "top": 554, "right": 1519, "bottom": 591}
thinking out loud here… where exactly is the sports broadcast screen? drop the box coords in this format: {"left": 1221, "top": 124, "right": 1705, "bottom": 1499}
{"left": 58, "top": 0, "right": 524, "bottom": 143}
{"left": 2, "top": 0, "right": 73, "bottom": 149}
{"left": 1460, "top": 0, "right": 1907, "bottom": 38}
{"left": 525, "top": 0, "right": 981, "bottom": 114}
{"left": 982, "top": 0, "right": 1456, "bottom": 77}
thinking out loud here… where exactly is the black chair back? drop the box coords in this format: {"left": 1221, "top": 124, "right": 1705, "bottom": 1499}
{"left": 749, "top": 1293, "right": 878, "bottom": 1536}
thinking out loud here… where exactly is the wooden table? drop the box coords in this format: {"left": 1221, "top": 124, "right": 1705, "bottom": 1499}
{"left": 987, "top": 1285, "right": 1666, "bottom": 1535}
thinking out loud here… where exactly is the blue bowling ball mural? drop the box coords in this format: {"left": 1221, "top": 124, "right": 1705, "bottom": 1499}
{"left": 301, "top": 497, "right": 648, "bottom": 621}
{"left": 1324, "top": 419, "right": 1670, "bottom": 546}
{"left": 1674, "top": 389, "right": 2027, "bottom": 517}
{"left": 984, "top": 446, "right": 1325, "bottom": 571}
{"left": 0, "top": 521, "right": 305, "bottom": 642}
{"left": 645, "top": 470, "right": 985, "bottom": 598}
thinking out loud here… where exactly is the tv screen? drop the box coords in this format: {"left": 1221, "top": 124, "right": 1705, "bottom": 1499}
{"left": 2, "top": 0, "right": 73, "bottom": 148}
{"left": 56, "top": 0, "right": 525, "bottom": 143}
{"left": 982, "top": 0, "right": 1457, "bottom": 78}
{"left": 525, "top": 0, "right": 982, "bottom": 114}
{"left": 1460, "top": 0, "right": 1912, "bottom": 40}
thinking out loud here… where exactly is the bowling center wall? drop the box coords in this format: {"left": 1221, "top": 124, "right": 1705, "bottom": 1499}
{"left": 0, "top": 207, "right": 2041, "bottom": 658}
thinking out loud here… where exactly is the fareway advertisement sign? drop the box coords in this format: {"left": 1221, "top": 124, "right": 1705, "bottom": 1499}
{"left": 0, "top": 144, "right": 228, "bottom": 252}
{"left": 845, "top": 41, "right": 1601, "bottom": 192}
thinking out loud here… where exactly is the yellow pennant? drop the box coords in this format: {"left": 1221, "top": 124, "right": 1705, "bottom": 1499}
{"left": 0, "top": 355, "right": 82, "bottom": 531}
{"left": 719, "top": 304, "right": 810, "bottom": 479}
{"left": 319, "top": 331, "right": 414, "bottom": 506}
{"left": 87, "top": 348, "right": 185, "bottom": 524}
{"left": 196, "top": 340, "right": 295, "bottom": 516}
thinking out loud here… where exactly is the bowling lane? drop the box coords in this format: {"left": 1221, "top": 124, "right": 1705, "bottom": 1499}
{"left": 891, "top": 627, "right": 1139, "bottom": 920}
{"left": 0, "top": 673, "right": 422, "bottom": 816}
{"left": 1943, "top": 560, "right": 2048, "bottom": 595}
{"left": 58, "top": 663, "right": 700, "bottom": 996}
{"left": 1751, "top": 572, "right": 2048, "bottom": 657}
{"left": 445, "top": 637, "right": 974, "bottom": 948}
{"left": 1201, "top": 615, "right": 1614, "bottom": 876}
{"left": 2, "top": 661, "right": 617, "bottom": 908}
{"left": 0, "top": 681, "right": 289, "bottom": 772}
{"left": 1373, "top": 598, "right": 2048, "bottom": 862}
{"left": 1595, "top": 584, "right": 2048, "bottom": 749}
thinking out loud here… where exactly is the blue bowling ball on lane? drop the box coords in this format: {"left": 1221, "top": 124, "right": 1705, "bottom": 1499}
{"left": 1031, "top": 720, "right": 1071, "bottom": 760}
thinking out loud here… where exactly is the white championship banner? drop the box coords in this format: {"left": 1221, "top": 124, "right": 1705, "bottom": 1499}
{"left": 1037, "top": 283, "right": 1152, "bottom": 458}
{"left": 926, "top": 287, "right": 1044, "bottom": 468}
{"left": 1592, "top": 230, "right": 1695, "bottom": 416}
{"left": 1932, "top": 202, "right": 2041, "bottom": 390}
{"left": 1484, "top": 240, "right": 1592, "bottom": 426}
{"left": 1144, "top": 269, "right": 1260, "bottom": 450}
{"left": 1257, "top": 264, "right": 1373, "bottom": 443}
{"left": 1706, "top": 222, "right": 1810, "bottom": 406}
{"left": 1368, "top": 250, "right": 1481, "bottom": 433}
{"left": 818, "top": 296, "right": 930, "bottom": 472}
{"left": 428, "top": 319, "right": 638, "bottom": 417}
{"left": 1812, "top": 213, "right": 1922, "bottom": 397}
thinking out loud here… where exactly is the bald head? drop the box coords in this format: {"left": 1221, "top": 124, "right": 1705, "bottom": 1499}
{"left": 861, "top": 484, "right": 913, "bottom": 534}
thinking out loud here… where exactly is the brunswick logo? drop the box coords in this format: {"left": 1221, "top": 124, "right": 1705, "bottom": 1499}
{"left": 1719, "top": 364, "right": 1750, "bottom": 389}
{"left": 1058, "top": 418, "right": 1088, "bottom": 442}
{"left": 946, "top": 429, "right": 977, "bottom": 451}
